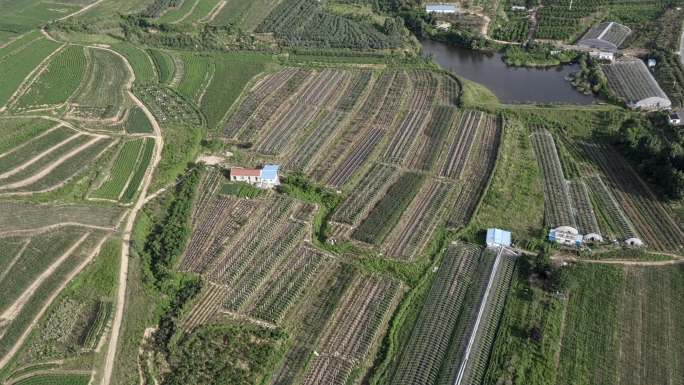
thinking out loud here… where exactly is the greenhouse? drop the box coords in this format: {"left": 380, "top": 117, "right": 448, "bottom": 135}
{"left": 602, "top": 59, "right": 672, "bottom": 110}
{"left": 578, "top": 21, "right": 631, "bottom": 52}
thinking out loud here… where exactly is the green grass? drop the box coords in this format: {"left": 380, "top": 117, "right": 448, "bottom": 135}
{"left": 0, "top": 117, "right": 56, "bottom": 155}
{"left": 0, "top": 36, "right": 61, "bottom": 107}
{"left": 147, "top": 48, "right": 174, "bottom": 85}
{"left": 15, "top": 45, "right": 86, "bottom": 108}
{"left": 11, "top": 373, "right": 90, "bottom": 385}
{"left": 180, "top": 0, "right": 223, "bottom": 23}
{"left": 0, "top": 238, "right": 26, "bottom": 274}
{"left": 483, "top": 265, "right": 565, "bottom": 385}
{"left": 92, "top": 139, "right": 145, "bottom": 201}
{"left": 220, "top": 181, "right": 263, "bottom": 198}
{"left": 199, "top": 52, "right": 272, "bottom": 130}
{"left": 176, "top": 53, "right": 213, "bottom": 103}
{"left": 125, "top": 108, "right": 154, "bottom": 134}
{"left": 465, "top": 113, "right": 545, "bottom": 243}
{"left": 0, "top": 1, "right": 81, "bottom": 31}
{"left": 211, "top": 0, "right": 280, "bottom": 31}
{"left": 112, "top": 42, "right": 157, "bottom": 84}
{"left": 157, "top": 0, "right": 200, "bottom": 23}
{"left": 122, "top": 138, "right": 155, "bottom": 203}
{"left": 0, "top": 126, "right": 77, "bottom": 176}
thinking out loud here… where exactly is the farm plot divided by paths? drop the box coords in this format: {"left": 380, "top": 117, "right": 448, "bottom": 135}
{"left": 0, "top": 124, "right": 116, "bottom": 196}
{"left": 531, "top": 129, "right": 576, "bottom": 229}
{"left": 179, "top": 186, "right": 324, "bottom": 330}
{"left": 581, "top": 143, "right": 683, "bottom": 252}
{"left": 302, "top": 274, "right": 403, "bottom": 385}
{"left": 90, "top": 138, "right": 155, "bottom": 203}
{"left": 389, "top": 243, "right": 516, "bottom": 385}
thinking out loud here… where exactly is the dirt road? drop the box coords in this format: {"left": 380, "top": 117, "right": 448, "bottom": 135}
{"left": 99, "top": 48, "right": 164, "bottom": 385}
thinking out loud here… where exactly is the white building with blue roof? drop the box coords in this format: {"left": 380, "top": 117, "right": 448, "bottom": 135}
{"left": 486, "top": 228, "right": 512, "bottom": 248}
{"left": 230, "top": 164, "right": 280, "bottom": 189}
{"left": 260, "top": 164, "right": 280, "bottom": 188}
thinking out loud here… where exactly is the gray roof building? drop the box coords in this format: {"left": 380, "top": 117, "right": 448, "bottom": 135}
{"left": 578, "top": 21, "right": 631, "bottom": 52}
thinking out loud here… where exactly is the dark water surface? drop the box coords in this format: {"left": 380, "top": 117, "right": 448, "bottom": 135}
{"left": 421, "top": 39, "right": 597, "bottom": 105}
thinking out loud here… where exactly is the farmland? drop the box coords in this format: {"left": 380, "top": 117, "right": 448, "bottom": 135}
{"left": 1, "top": 1, "right": 683, "bottom": 384}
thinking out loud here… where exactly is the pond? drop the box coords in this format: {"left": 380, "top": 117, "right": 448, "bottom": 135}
{"left": 421, "top": 39, "right": 597, "bottom": 105}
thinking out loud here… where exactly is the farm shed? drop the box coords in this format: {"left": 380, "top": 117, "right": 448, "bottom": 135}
{"left": 260, "top": 164, "right": 280, "bottom": 188}
{"left": 425, "top": 3, "right": 458, "bottom": 14}
{"left": 486, "top": 228, "right": 512, "bottom": 248}
{"left": 578, "top": 21, "right": 631, "bottom": 53}
{"left": 548, "top": 226, "right": 583, "bottom": 247}
{"left": 602, "top": 59, "right": 672, "bottom": 110}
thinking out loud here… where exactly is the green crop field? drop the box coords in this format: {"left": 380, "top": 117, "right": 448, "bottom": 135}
{"left": 199, "top": 52, "right": 272, "bottom": 129}
{"left": 15, "top": 45, "right": 86, "bottom": 108}
{"left": 125, "top": 107, "right": 154, "bottom": 134}
{"left": 0, "top": 117, "right": 56, "bottom": 154}
{"left": 211, "top": 0, "right": 282, "bottom": 31}
{"left": 70, "top": 47, "right": 129, "bottom": 120}
{"left": 0, "top": 36, "right": 60, "bottom": 107}
{"left": 147, "top": 48, "right": 175, "bottom": 85}
{"left": 12, "top": 373, "right": 90, "bottom": 385}
{"left": 91, "top": 139, "right": 146, "bottom": 201}
{"left": 111, "top": 42, "right": 158, "bottom": 84}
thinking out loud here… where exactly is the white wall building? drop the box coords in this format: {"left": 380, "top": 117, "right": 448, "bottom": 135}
{"left": 425, "top": 3, "right": 457, "bottom": 14}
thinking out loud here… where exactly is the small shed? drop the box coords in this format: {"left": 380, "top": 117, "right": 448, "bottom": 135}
{"left": 486, "top": 228, "right": 512, "bottom": 248}
{"left": 261, "top": 164, "right": 280, "bottom": 187}
{"left": 669, "top": 111, "right": 683, "bottom": 126}
{"left": 425, "top": 3, "right": 457, "bottom": 14}
{"left": 549, "top": 226, "right": 583, "bottom": 247}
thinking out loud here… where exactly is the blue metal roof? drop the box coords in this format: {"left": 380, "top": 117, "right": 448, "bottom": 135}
{"left": 486, "top": 228, "right": 511, "bottom": 247}
{"left": 426, "top": 3, "right": 457, "bottom": 12}
{"left": 261, "top": 164, "right": 279, "bottom": 181}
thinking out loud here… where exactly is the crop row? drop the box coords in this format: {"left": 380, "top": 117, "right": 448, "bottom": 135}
{"left": 181, "top": 196, "right": 259, "bottom": 273}
{"left": 383, "top": 110, "right": 431, "bottom": 165}
{"left": 391, "top": 243, "right": 482, "bottom": 385}
{"left": 222, "top": 68, "right": 299, "bottom": 139}
{"left": 440, "top": 110, "right": 484, "bottom": 180}
{"left": 236, "top": 69, "right": 312, "bottom": 143}
{"left": 0, "top": 125, "right": 75, "bottom": 175}
{"left": 447, "top": 115, "right": 501, "bottom": 228}
{"left": 91, "top": 139, "right": 145, "bottom": 201}
{"left": 206, "top": 195, "right": 295, "bottom": 281}
{"left": 191, "top": 169, "right": 223, "bottom": 226}
{"left": 14, "top": 45, "right": 87, "bottom": 109}
{"left": 286, "top": 110, "right": 345, "bottom": 172}
{"left": 11, "top": 373, "right": 91, "bottom": 385}
{"left": 407, "top": 70, "right": 439, "bottom": 111}
{"left": 353, "top": 172, "right": 425, "bottom": 244}
{"left": 408, "top": 106, "right": 458, "bottom": 171}
{"left": 181, "top": 283, "right": 231, "bottom": 331}
{"left": 223, "top": 220, "right": 306, "bottom": 311}
{"left": 436, "top": 75, "right": 461, "bottom": 106}
{"left": 327, "top": 128, "right": 385, "bottom": 188}
{"left": 303, "top": 274, "right": 402, "bottom": 385}
{"left": 256, "top": 103, "right": 319, "bottom": 155}
{"left": 584, "top": 175, "right": 638, "bottom": 241}
{"left": 120, "top": 138, "right": 154, "bottom": 203}
{"left": 70, "top": 48, "right": 128, "bottom": 121}
{"left": 1, "top": 136, "right": 115, "bottom": 195}
{"left": 531, "top": 130, "right": 577, "bottom": 229}
{"left": 383, "top": 180, "right": 451, "bottom": 261}
{"left": 81, "top": 300, "right": 113, "bottom": 350}
{"left": 247, "top": 246, "right": 326, "bottom": 323}
{"left": 308, "top": 71, "right": 395, "bottom": 182}
{"left": 332, "top": 163, "right": 399, "bottom": 226}
{"left": 568, "top": 179, "right": 602, "bottom": 237}
{"left": 0, "top": 35, "right": 60, "bottom": 107}
{"left": 582, "top": 143, "right": 683, "bottom": 251}
{"left": 270, "top": 263, "right": 356, "bottom": 385}
{"left": 335, "top": 70, "right": 372, "bottom": 112}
